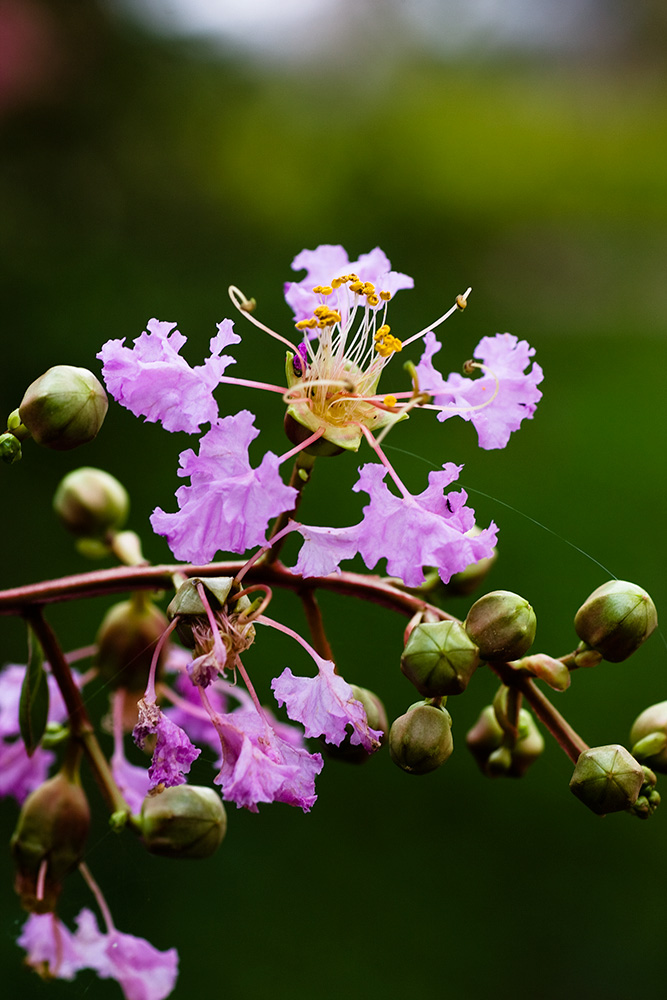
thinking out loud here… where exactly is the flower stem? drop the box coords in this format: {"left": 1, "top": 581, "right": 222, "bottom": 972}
{"left": 298, "top": 589, "right": 334, "bottom": 661}
{"left": 22, "top": 607, "right": 130, "bottom": 816}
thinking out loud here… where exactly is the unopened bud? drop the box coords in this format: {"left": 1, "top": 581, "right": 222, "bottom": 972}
{"left": 0, "top": 432, "right": 22, "bottom": 464}
{"left": 466, "top": 705, "right": 544, "bottom": 778}
{"left": 324, "top": 684, "right": 388, "bottom": 764}
{"left": 11, "top": 771, "right": 90, "bottom": 913}
{"left": 140, "top": 785, "right": 227, "bottom": 859}
{"left": 574, "top": 581, "right": 658, "bottom": 663}
{"left": 569, "top": 744, "right": 644, "bottom": 816}
{"left": 389, "top": 702, "right": 453, "bottom": 775}
{"left": 96, "top": 595, "right": 169, "bottom": 692}
{"left": 401, "top": 620, "right": 480, "bottom": 697}
{"left": 18, "top": 365, "right": 108, "bottom": 450}
{"left": 53, "top": 467, "right": 129, "bottom": 538}
{"left": 630, "top": 702, "right": 667, "bottom": 773}
{"left": 464, "top": 590, "right": 536, "bottom": 662}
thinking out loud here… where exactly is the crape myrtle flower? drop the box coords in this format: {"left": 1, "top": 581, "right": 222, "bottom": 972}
{"left": 415, "top": 330, "right": 543, "bottom": 450}
{"left": 97, "top": 318, "right": 241, "bottom": 434}
{"left": 98, "top": 245, "right": 542, "bottom": 584}
{"left": 133, "top": 697, "right": 200, "bottom": 791}
{"left": 18, "top": 908, "right": 178, "bottom": 1000}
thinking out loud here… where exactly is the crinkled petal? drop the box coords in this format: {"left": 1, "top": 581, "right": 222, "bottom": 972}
{"left": 292, "top": 521, "right": 361, "bottom": 577}
{"left": 272, "top": 658, "right": 382, "bottom": 752}
{"left": 97, "top": 318, "right": 240, "bottom": 434}
{"left": 133, "top": 699, "right": 200, "bottom": 790}
{"left": 150, "top": 410, "right": 297, "bottom": 562}
{"left": 284, "top": 244, "right": 413, "bottom": 322}
{"left": 352, "top": 463, "right": 498, "bottom": 587}
{"left": 213, "top": 710, "right": 322, "bottom": 812}
{"left": 416, "top": 331, "right": 543, "bottom": 449}
{"left": 73, "top": 909, "right": 179, "bottom": 1000}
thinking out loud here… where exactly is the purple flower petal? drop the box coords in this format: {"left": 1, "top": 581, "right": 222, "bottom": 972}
{"left": 150, "top": 410, "right": 297, "bottom": 562}
{"left": 213, "top": 709, "right": 323, "bottom": 812}
{"left": 97, "top": 318, "right": 240, "bottom": 434}
{"left": 73, "top": 909, "right": 179, "bottom": 1000}
{"left": 295, "top": 462, "right": 497, "bottom": 588}
{"left": 284, "top": 244, "right": 413, "bottom": 323}
{"left": 133, "top": 699, "right": 200, "bottom": 790}
{"left": 272, "top": 657, "right": 382, "bottom": 752}
{"left": 415, "top": 331, "right": 544, "bottom": 450}
{"left": 18, "top": 912, "right": 84, "bottom": 981}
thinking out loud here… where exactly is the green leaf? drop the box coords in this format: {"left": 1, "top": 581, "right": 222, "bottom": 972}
{"left": 19, "top": 625, "right": 50, "bottom": 757}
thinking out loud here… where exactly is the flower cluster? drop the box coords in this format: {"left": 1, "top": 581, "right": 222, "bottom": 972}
{"left": 98, "top": 244, "right": 543, "bottom": 585}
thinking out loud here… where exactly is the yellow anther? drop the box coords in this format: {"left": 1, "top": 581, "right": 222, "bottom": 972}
{"left": 375, "top": 324, "right": 391, "bottom": 339}
{"left": 331, "top": 277, "right": 343, "bottom": 288}
{"left": 374, "top": 333, "right": 403, "bottom": 358}
{"left": 383, "top": 394, "right": 398, "bottom": 408}
{"left": 312, "top": 285, "right": 323, "bottom": 293}
{"left": 313, "top": 305, "right": 328, "bottom": 317}
{"left": 295, "top": 318, "right": 317, "bottom": 330}
{"left": 362, "top": 282, "right": 375, "bottom": 295}
{"left": 320, "top": 286, "right": 333, "bottom": 296}
{"left": 380, "top": 290, "right": 391, "bottom": 301}
{"left": 455, "top": 294, "right": 468, "bottom": 311}
{"left": 349, "top": 280, "right": 364, "bottom": 293}
{"left": 347, "top": 273, "right": 359, "bottom": 282}
{"left": 366, "top": 293, "right": 380, "bottom": 307}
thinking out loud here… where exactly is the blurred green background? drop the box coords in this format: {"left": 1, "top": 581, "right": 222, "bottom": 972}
{"left": 1, "top": 1, "right": 666, "bottom": 998}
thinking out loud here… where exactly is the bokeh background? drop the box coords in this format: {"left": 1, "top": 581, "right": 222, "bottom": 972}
{"left": 1, "top": 1, "right": 666, "bottom": 997}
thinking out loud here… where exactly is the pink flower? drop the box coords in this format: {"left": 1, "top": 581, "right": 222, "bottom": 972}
{"left": 415, "top": 331, "right": 544, "bottom": 449}
{"left": 73, "top": 909, "right": 178, "bottom": 1000}
{"left": 213, "top": 708, "right": 323, "bottom": 812}
{"left": 133, "top": 699, "right": 200, "bottom": 790}
{"left": 284, "top": 244, "right": 413, "bottom": 323}
{"left": 272, "top": 657, "right": 382, "bottom": 752}
{"left": 150, "top": 410, "right": 298, "bottom": 562}
{"left": 98, "top": 318, "right": 240, "bottom": 434}
{"left": 17, "top": 909, "right": 179, "bottom": 1000}
{"left": 295, "top": 462, "right": 497, "bottom": 587}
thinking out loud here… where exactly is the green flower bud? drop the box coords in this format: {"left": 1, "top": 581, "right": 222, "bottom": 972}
{"left": 389, "top": 702, "right": 453, "bottom": 775}
{"left": 18, "top": 365, "right": 108, "bottom": 451}
{"left": 630, "top": 766, "right": 661, "bottom": 819}
{"left": 464, "top": 590, "right": 537, "bottom": 662}
{"left": 574, "top": 581, "right": 658, "bottom": 663}
{"left": 0, "top": 431, "right": 22, "bottom": 464}
{"left": 569, "top": 744, "right": 644, "bottom": 816}
{"left": 53, "top": 467, "right": 129, "bottom": 538}
{"left": 630, "top": 701, "right": 667, "bottom": 773}
{"left": 96, "top": 594, "right": 169, "bottom": 692}
{"left": 401, "top": 620, "right": 480, "bottom": 697}
{"left": 140, "top": 785, "right": 227, "bottom": 859}
{"left": 11, "top": 771, "right": 90, "bottom": 913}
{"left": 324, "top": 684, "right": 388, "bottom": 764}
{"left": 466, "top": 705, "right": 544, "bottom": 778}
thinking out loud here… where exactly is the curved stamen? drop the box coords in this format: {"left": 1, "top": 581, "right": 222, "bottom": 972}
{"left": 401, "top": 287, "right": 472, "bottom": 349}
{"left": 229, "top": 284, "right": 299, "bottom": 352}
{"left": 359, "top": 425, "right": 412, "bottom": 499}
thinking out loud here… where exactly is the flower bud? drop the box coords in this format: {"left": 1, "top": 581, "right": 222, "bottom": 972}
{"left": 18, "top": 365, "right": 108, "bottom": 451}
{"left": 140, "top": 785, "right": 227, "bottom": 859}
{"left": 630, "top": 701, "right": 667, "bottom": 773}
{"left": 53, "top": 467, "right": 129, "bottom": 538}
{"left": 464, "top": 590, "right": 536, "bottom": 662}
{"left": 401, "top": 620, "right": 480, "bottom": 697}
{"left": 389, "top": 702, "right": 453, "bottom": 775}
{"left": 96, "top": 595, "right": 169, "bottom": 692}
{"left": 324, "top": 684, "right": 388, "bottom": 764}
{"left": 574, "top": 581, "right": 658, "bottom": 663}
{"left": 466, "top": 705, "right": 544, "bottom": 778}
{"left": 0, "top": 431, "right": 22, "bottom": 464}
{"left": 631, "top": 766, "right": 661, "bottom": 819}
{"left": 11, "top": 772, "right": 90, "bottom": 913}
{"left": 569, "top": 744, "right": 644, "bottom": 815}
